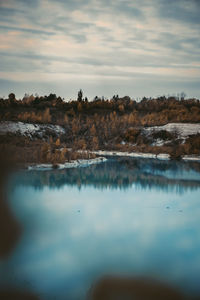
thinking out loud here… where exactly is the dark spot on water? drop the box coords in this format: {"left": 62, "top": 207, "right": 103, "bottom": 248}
{"left": 179, "top": 210, "right": 183, "bottom": 212}
{"left": 77, "top": 210, "right": 80, "bottom": 212}
{"left": 166, "top": 206, "right": 170, "bottom": 209}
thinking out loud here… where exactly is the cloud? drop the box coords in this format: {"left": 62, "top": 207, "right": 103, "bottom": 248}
{"left": 0, "top": 0, "right": 39, "bottom": 8}
{"left": 0, "top": 6, "right": 23, "bottom": 16}
{"left": 0, "top": 0, "right": 199, "bottom": 98}
{"left": 157, "top": 0, "right": 200, "bottom": 25}
{"left": 0, "top": 25, "right": 55, "bottom": 35}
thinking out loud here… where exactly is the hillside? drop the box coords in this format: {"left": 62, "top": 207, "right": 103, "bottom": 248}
{"left": 0, "top": 93, "right": 200, "bottom": 166}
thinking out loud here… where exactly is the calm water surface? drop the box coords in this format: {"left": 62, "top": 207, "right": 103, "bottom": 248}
{"left": 1, "top": 157, "right": 200, "bottom": 299}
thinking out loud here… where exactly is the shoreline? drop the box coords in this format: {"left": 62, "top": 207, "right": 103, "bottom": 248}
{"left": 80, "top": 150, "right": 200, "bottom": 162}
{"left": 26, "top": 151, "right": 200, "bottom": 171}
{"left": 27, "top": 157, "right": 107, "bottom": 171}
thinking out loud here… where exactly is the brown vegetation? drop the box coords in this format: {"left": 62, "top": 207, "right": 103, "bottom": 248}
{"left": 1, "top": 93, "right": 200, "bottom": 126}
{"left": 0, "top": 134, "right": 95, "bottom": 167}
{"left": 0, "top": 93, "right": 200, "bottom": 163}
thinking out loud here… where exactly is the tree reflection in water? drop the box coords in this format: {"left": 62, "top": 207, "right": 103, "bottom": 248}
{"left": 12, "top": 157, "right": 200, "bottom": 194}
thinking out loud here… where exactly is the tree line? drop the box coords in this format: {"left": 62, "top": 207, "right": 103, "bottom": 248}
{"left": 1, "top": 91, "right": 200, "bottom": 126}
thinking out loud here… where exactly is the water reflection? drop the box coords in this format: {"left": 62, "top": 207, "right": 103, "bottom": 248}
{"left": 1, "top": 158, "right": 200, "bottom": 300}
{"left": 12, "top": 158, "right": 200, "bottom": 193}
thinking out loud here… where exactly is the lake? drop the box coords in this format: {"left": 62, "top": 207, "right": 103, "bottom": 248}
{"left": 1, "top": 157, "right": 200, "bottom": 299}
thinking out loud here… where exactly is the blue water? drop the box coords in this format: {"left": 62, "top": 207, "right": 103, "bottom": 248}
{"left": 1, "top": 158, "right": 200, "bottom": 299}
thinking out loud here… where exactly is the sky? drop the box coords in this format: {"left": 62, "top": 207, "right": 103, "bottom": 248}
{"left": 0, "top": 0, "right": 200, "bottom": 100}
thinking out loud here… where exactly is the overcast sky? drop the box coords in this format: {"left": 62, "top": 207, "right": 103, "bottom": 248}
{"left": 0, "top": 0, "right": 200, "bottom": 100}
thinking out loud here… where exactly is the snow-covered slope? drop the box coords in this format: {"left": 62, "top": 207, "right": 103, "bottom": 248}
{"left": 1, "top": 121, "right": 199, "bottom": 140}
{"left": 0, "top": 121, "right": 65, "bottom": 138}
{"left": 145, "top": 123, "right": 200, "bottom": 138}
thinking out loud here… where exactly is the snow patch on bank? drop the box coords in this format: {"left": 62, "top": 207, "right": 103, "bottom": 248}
{"left": 27, "top": 157, "right": 107, "bottom": 171}
{"left": 80, "top": 150, "right": 170, "bottom": 160}
{"left": 0, "top": 121, "right": 65, "bottom": 138}
{"left": 182, "top": 155, "right": 200, "bottom": 161}
{"left": 86, "top": 150, "right": 200, "bottom": 161}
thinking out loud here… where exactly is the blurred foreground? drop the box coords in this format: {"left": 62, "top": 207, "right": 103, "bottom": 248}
{"left": 0, "top": 153, "right": 200, "bottom": 300}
